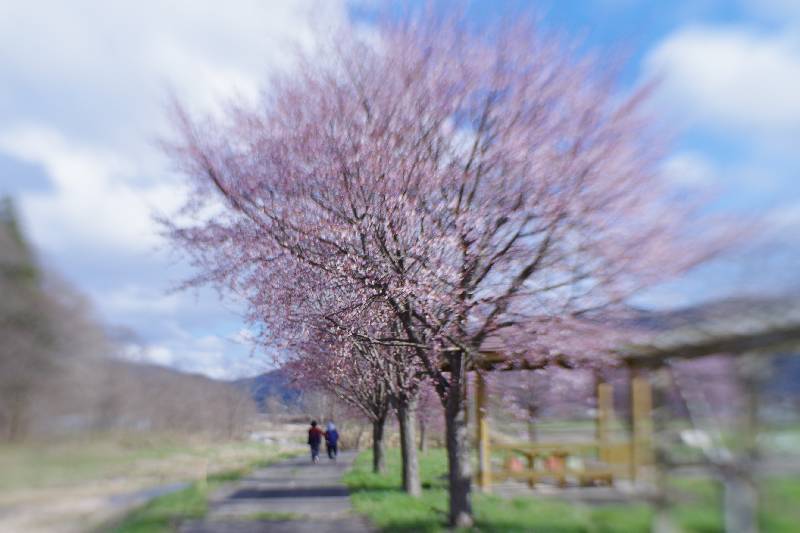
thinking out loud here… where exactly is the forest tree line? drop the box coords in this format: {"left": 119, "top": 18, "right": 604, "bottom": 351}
{"left": 0, "top": 197, "right": 256, "bottom": 442}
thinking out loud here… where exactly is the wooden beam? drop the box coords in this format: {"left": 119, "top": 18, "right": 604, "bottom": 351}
{"left": 630, "top": 372, "right": 654, "bottom": 482}
{"left": 597, "top": 381, "right": 613, "bottom": 463}
{"left": 492, "top": 441, "right": 600, "bottom": 453}
{"left": 621, "top": 325, "right": 800, "bottom": 367}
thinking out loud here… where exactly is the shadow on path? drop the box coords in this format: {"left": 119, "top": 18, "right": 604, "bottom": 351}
{"left": 180, "top": 451, "right": 372, "bottom": 533}
{"left": 231, "top": 486, "right": 350, "bottom": 499}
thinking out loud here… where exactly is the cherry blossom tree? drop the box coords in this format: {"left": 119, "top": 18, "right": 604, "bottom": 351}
{"left": 251, "top": 256, "right": 424, "bottom": 491}
{"left": 286, "top": 332, "right": 392, "bottom": 473}
{"left": 163, "top": 10, "right": 722, "bottom": 526}
{"left": 289, "top": 321, "right": 424, "bottom": 489}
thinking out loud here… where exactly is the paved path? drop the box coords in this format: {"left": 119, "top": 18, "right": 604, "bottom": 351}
{"left": 179, "top": 451, "right": 372, "bottom": 533}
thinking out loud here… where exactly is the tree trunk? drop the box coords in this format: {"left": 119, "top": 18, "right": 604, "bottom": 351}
{"left": 444, "top": 353, "right": 473, "bottom": 527}
{"left": 397, "top": 396, "right": 422, "bottom": 496}
{"left": 372, "top": 415, "right": 387, "bottom": 474}
{"left": 419, "top": 417, "right": 427, "bottom": 453}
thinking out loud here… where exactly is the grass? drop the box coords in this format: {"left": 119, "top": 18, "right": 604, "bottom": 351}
{"left": 761, "top": 477, "right": 800, "bottom": 532}
{"left": 343, "top": 449, "right": 452, "bottom": 532}
{"left": 0, "top": 432, "right": 293, "bottom": 492}
{"left": 0, "top": 433, "right": 183, "bottom": 491}
{"left": 110, "top": 480, "right": 211, "bottom": 533}
{"left": 344, "top": 448, "right": 800, "bottom": 532}
{"left": 344, "top": 449, "right": 650, "bottom": 532}
{"left": 110, "top": 450, "right": 296, "bottom": 533}
{"left": 0, "top": 432, "right": 302, "bottom": 533}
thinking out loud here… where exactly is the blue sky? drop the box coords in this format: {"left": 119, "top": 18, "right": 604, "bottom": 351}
{"left": 1, "top": 0, "right": 798, "bottom": 379}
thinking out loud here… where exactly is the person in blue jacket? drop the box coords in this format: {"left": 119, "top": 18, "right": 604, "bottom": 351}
{"left": 324, "top": 421, "right": 339, "bottom": 460}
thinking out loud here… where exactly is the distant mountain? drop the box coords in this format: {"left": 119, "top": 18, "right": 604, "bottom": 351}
{"left": 106, "top": 355, "right": 301, "bottom": 413}
{"left": 107, "top": 356, "right": 228, "bottom": 386}
{"left": 234, "top": 369, "right": 301, "bottom": 412}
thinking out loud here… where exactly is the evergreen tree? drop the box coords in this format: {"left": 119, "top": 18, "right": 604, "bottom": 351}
{"left": 0, "top": 196, "right": 53, "bottom": 441}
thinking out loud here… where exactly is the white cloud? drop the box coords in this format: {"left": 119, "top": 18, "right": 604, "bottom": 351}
{"left": 646, "top": 25, "right": 800, "bottom": 135}
{"left": 0, "top": 1, "right": 351, "bottom": 144}
{"left": 122, "top": 344, "right": 177, "bottom": 367}
{"left": 0, "top": 1, "right": 355, "bottom": 257}
{"left": 0, "top": 1, "right": 356, "bottom": 254}
{"left": 92, "top": 285, "right": 183, "bottom": 315}
{"left": 661, "top": 151, "right": 717, "bottom": 189}
{"left": 0, "top": 1, "right": 355, "bottom": 379}
{"left": 0, "top": 0, "right": 354, "bottom": 253}
{"left": 121, "top": 332, "right": 267, "bottom": 380}
{"left": 0, "top": 124, "right": 185, "bottom": 255}
{"left": 636, "top": 15, "right": 800, "bottom": 308}
{"left": 645, "top": 18, "right": 800, "bottom": 202}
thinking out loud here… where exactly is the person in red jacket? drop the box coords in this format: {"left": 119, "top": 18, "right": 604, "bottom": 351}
{"left": 307, "top": 420, "right": 323, "bottom": 463}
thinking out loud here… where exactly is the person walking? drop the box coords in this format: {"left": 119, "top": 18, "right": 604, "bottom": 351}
{"left": 324, "top": 421, "right": 339, "bottom": 460}
{"left": 307, "top": 420, "right": 323, "bottom": 463}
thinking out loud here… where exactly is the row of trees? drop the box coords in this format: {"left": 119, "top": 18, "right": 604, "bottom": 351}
{"left": 0, "top": 197, "right": 256, "bottom": 442}
{"left": 0, "top": 197, "right": 108, "bottom": 441}
{"left": 164, "top": 10, "right": 718, "bottom": 526}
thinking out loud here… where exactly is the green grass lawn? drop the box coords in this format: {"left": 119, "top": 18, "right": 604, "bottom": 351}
{"left": 343, "top": 449, "right": 799, "bottom": 532}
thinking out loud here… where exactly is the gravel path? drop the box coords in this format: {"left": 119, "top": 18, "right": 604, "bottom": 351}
{"left": 179, "top": 451, "right": 372, "bottom": 533}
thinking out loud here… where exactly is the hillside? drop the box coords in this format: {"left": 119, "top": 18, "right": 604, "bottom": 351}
{"left": 234, "top": 369, "right": 301, "bottom": 412}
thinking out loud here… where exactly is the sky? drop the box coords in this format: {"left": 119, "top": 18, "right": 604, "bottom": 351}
{"left": 1, "top": 0, "right": 798, "bottom": 379}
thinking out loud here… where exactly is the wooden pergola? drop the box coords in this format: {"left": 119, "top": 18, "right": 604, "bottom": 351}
{"left": 471, "top": 351, "right": 655, "bottom": 491}
{"left": 619, "top": 298, "right": 800, "bottom": 365}
{"left": 471, "top": 297, "right": 800, "bottom": 505}
{"left": 618, "top": 298, "right": 800, "bottom": 533}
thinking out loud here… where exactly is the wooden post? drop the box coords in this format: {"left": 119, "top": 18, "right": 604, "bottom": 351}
{"left": 630, "top": 371, "right": 654, "bottom": 483}
{"left": 721, "top": 353, "right": 762, "bottom": 533}
{"left": 527, "top": 453, "right": 536, "bottom": 488}
{"left": 596, "top": 381, "right": 613, "bottom": 463}
{"left": 476, "top": 372, "right": 492, "bottom": 492}
{"left": 650, "top": 366, "right": 679, "bottom": 533}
